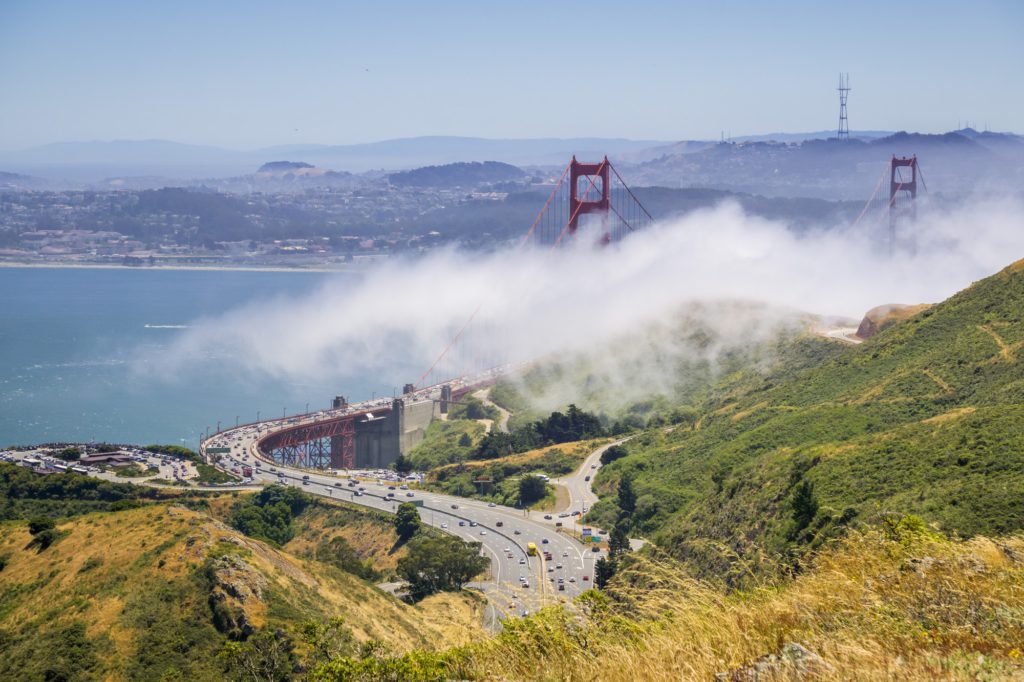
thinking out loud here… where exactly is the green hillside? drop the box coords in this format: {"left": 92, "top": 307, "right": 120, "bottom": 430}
{"left": 593, "top": 260, "right": 1024, "bottom": 583}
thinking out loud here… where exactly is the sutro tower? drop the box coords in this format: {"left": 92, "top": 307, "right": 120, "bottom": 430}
{"left": 837, "top": 73, "right": 850, "bottom": 140}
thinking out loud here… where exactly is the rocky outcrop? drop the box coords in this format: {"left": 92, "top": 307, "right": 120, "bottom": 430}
{"left": 718, "top": 642, "right": 833, "bottom": 680}
{"left": 856, "top": 303, "right": 931, "bottom": 339}
{"left": 205, "top": 553, "right": 268, "bottom": 639}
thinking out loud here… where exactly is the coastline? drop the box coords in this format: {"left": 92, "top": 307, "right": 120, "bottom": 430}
{"left": 0, "top": 260, "right": 373, "bottom": 274}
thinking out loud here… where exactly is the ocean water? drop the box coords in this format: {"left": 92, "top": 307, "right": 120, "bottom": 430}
{"left": 0, "top": 267, "right": 386, "bottom": 448}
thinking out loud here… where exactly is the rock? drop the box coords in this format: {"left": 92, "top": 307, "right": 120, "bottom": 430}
{"left": 718, "top": 642, "right": 833, "bottom": 680}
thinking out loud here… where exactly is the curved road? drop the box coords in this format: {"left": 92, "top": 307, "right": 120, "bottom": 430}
{"left": 203, "top": 409, "right": 609, "bottom": 618}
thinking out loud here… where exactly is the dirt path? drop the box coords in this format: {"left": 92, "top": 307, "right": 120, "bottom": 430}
{"left": 474, "top": 388, "right": 511, "bottom": 433}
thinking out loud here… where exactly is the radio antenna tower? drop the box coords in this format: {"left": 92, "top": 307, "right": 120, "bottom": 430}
{"left": 837, "top": 73, "right": 851, "bottom": 140}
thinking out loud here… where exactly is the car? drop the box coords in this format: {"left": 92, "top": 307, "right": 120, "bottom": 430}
{"left": 451, "top": 504, "right": 459, "bottom": 509}
{"left": 405, "top": 492, "right": 414, "bottom": 497}
{"left": 547, "top": 566, "right": 554, "bottom": 572}
{"left": 569, "top": 577, "right": 577, "bottom": 583}
{"left": 358, "top": 486, "right": 366, "bottom": 491}
{"left": 590, "top": 464, "right": 597, "bottom": 469}
{"left": 387, "top": 486, "right": 396, "bottom": 490}
{"left": 519, "top": 558, "right": 526, "bottom": 565}
{"left": 522, "top": 582, "right": 530, "bottom": 589}
{"left": 488, "top": 502, "right": 496, "bottom": 507}
{"left": 541, "top": 538, "right": 549, "bottom": 544}
{"left": 469, "top": 521, "right": 477, "bottom": 527}
{"left": 558, "top": 577, "right": 564, "bottom": 583}
{"left": 558, "top": 512, "right": 570, "bottom": 518}
{"left": 592, "top": 545, "right": 601, "bottom": 552}
{"left": 334, "top": 482, "right": 342, "bottom": 487}
{"left": 504, "top": 547, "right": 511, "bottom": 553}
{"left": 571, "top": 511, "right": 581, "bottom": 516}
{"left": 459, "top": 521, "right": 466, "bottom": 527}
{"left": 347, "top": 481, "right": 356, "bottom": 487}
{"left": 480, "top": 530, "right": 487, "bottom": 535}
{"left": 400, "top": 485, "right": 408, "bottom": 490}
{"left": 302, "top": 481, "right": 309, "bottom": 486}
{"left": 387, "top": 492, "right": 395, "bottom": 497}
{"left": 556, "top": 563, "right": 562, "bottom": 569}
{"left": 562, "top": 551, "right": 569, "bottom": 557}
{"left": 440, "top": 522, "right": 448, "bottom": 529}
{"left": 582, "top": 575, "right": 590, "bottom": 581}
{"left": 495, "top": 521, "right": 503, "bottom": 527}
{"left": 584, "top": 475, "right": 590, "bottom": 482}
{"left": 513, "top": 529, "right": 522, "bottom": 535}
{"left": 558, "top": 584, "right": 566, "bottom": 591}
{"left": 543, "top": 515, "right": 553, "bottom": 520}
{"left": 302, "top": 474, "right": 310, "bottom": 480}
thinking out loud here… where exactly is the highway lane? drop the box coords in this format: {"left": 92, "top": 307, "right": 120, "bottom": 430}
{"left": 204, "top": 414, "right": 607, "bottom": 614}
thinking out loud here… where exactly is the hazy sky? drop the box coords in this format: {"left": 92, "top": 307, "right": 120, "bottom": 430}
{"left": 1, "top": 0, "right": 1022, "bottom": 151}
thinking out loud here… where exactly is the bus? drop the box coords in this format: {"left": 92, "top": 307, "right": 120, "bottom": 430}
{"left": 527, "top": 542, "right": 538, "bottom": 556}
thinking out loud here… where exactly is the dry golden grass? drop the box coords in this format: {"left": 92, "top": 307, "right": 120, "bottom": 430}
{"left": 0, "top": 503, "right": 485, "bottom": 677}
{"left": 452, "top": 525, "right": 1024, "bottom": 681}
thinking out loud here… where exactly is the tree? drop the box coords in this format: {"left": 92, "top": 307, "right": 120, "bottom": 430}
{"left": 219, "top": 628, "right": 295, "bottom": 682}
{"left": 600, "top": 444, "right": 628, "bottom": 466}
{"left": 608, "top": 523, "right": 631, "bottom": 559}
{"left": 393, "top": 502, "right": 422, "bottom": 542}
{"left": 594, "top": 556, "right": 617, "bottom": 588}
{"left": 616, "top": 474, "right": 637, "bottom": 517}
{"left": 518, "top": 475, "right": 547, "bottom": 506}
{"left": 392, "top": 455, "right": 412, "bottom": 474}
{"left": 397, "top": 535, "right": 488, "bottom": 602}
{"left": 57, "top": 447, "right": 81, "bottom": 461}
{"left": 790, "top": 480, "right": 819, "bottom": 534}
{"left": 458, "top": 432, "right": 473, "bottom": 448}
{"left": 28, "top": 516, "right": 55, "bottom": 535}
{"left": 301, "top": 618, "right": 355, "bottom": 670}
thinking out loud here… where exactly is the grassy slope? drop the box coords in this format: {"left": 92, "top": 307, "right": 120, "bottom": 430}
{"left": 405, "top": 419, "right": 486, "bottom": 470}
{"left": 444, "top": 526, "right": 1024, "bottom": 681}
{"left": 599, "top": 260, "right": 1024, "bottom": 581}
{"left": 0, "top": 504, "right": 482, "bottom": 681}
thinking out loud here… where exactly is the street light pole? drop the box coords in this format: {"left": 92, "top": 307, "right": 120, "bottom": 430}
{"left": 235, "top": 415, "right": 239, "bottom": 427}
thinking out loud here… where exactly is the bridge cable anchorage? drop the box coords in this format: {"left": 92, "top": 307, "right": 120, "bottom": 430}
{"left": 413, "top": 156, "right": 652, "bottom": 389}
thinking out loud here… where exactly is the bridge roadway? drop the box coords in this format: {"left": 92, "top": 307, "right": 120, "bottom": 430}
{"left": 203, "top": 401, "right": 606, "bottom": 618}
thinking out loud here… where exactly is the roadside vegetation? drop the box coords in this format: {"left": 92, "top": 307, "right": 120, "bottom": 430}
{"left": 422, "top": 440, "right": 602, "bottom": 507}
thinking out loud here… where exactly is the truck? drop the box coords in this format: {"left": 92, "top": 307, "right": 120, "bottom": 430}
{"left": 527, "top": 542, "right": 538, "bottom": 556}
{"left": 242, "top": 465, "right": 253, "bottom": 478}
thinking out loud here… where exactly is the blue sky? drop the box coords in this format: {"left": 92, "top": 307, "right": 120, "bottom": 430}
{"left": 1, "top": 0, "right": 1021, "bottom": 150}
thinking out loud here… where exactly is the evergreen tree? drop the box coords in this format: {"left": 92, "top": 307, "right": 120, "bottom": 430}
{"left": 616, "top": 474, "right": 637, "bottom": 517}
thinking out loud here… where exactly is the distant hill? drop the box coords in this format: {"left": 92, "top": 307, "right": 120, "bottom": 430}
{"left": 257, "top": 160, "right": 315, "bottom": 172}
{"left": 625, "top": 130, "right": 1024, "bottom": 199}
{"left": 387, "top": 161, "right": 526, "bottom": 188}
{"left": 0, "top": 136, "right": 669, "bottom": 181}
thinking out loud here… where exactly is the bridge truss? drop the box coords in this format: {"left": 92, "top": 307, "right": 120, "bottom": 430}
{"left": 258, "top": 415, "right": 358, "bottom": 469}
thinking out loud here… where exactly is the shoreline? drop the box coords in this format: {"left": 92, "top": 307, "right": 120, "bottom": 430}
{"left": 0, "top": 260, "right": 373, "bottom": 274}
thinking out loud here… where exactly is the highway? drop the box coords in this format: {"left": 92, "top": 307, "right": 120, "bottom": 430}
{"left": 203, "top": 404, "right": 610, "bottom": 618}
